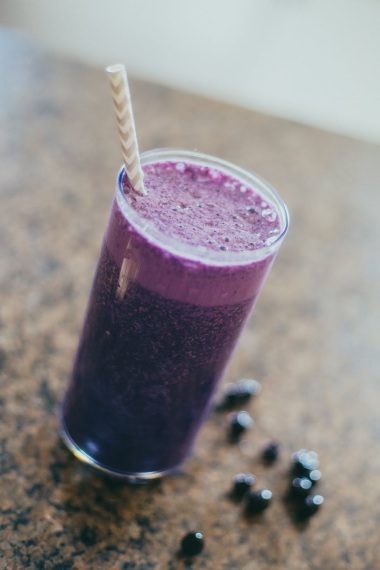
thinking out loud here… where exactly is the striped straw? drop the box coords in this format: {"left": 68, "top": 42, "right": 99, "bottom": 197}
{"left": 106, "top": 64, "right": 145, "bottom": 195}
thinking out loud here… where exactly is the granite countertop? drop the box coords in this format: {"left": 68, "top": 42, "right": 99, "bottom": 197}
{"left": 1, "top": 27, "right": 380, "bottom": 570}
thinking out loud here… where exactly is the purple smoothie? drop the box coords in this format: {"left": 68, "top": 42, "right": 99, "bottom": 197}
{"left": 60, "top": 150, "right": 288, "bottom": 478}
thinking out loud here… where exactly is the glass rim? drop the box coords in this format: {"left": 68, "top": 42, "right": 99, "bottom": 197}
{"left": 116, "top": 148, "right": 289, "bottom": 266}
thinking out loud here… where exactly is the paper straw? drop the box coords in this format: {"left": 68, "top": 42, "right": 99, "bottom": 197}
{"left": 106, "top": 63, "right": 145, "bottom": 195}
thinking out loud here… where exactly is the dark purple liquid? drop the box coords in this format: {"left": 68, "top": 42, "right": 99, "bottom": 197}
{"left": 61, "top": 157, "right": 283, "bottom": 476}
{"left": 63, "top": 244, "right": 254, "bottom": 474}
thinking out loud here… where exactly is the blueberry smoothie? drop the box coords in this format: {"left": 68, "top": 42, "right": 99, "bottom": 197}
{"left": 60, "top": 150, "right": 288, "bottom": 478}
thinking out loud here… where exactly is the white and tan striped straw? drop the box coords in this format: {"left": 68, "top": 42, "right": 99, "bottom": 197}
{"left": 106, "top": 63, "right": 145, "bottom": 195}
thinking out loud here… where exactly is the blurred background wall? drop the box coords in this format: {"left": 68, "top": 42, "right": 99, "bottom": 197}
{"left": 1, "top": 0, "right": 379, "bottom": 144}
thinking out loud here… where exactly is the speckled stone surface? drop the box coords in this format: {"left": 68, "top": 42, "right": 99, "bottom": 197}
{"left": 1, "top": 26, "right": 380, "bottom": 570}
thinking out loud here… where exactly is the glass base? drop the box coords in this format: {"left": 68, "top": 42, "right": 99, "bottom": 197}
{"left": 59, "top": 419, "right": 178, "bottom": 483}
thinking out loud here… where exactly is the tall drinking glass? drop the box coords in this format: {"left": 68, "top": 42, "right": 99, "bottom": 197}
{"left": 60, "top": 149, "right": 289, "bottom": 480}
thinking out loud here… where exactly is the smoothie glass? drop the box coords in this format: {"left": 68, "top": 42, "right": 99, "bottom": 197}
{"left": 60, "top": 149, "right": 289, "bottom": 480}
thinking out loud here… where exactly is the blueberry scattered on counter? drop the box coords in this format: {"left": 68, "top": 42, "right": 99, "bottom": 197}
{"left": 291, "top": 449, "right": 320, "bottom": 476}
{"left": 220, "top": 379, "right": 261, "bottom": 410}
{"left": 245, "top": 489, "right": 273, "bottom": 514}
{"left": 290, "top": 477, "right": 313, "bottom": 498}
{"left": 229, "top": 411, "right": 253, "bottom": 441}
{"left": 308, "top": 469, "right": 322, "bottom": 485}
{"left": 262, "top": 441, "right": 280, "bottom": 463}
{"left": 232, "top": 472, "right": 256, "bottom": 499}
{"left": 180, "top": 531, "right": 204, "bottom": 556}
{"left": 297, "top": 494, "right": 324, "bottom": 519}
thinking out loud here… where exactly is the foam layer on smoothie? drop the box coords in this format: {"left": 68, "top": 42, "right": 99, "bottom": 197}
{"left": 123, "top": 161, "right": 281, "bottom": 252}
{"left": 106, "top": 159, "right": 284, "bottom": 306}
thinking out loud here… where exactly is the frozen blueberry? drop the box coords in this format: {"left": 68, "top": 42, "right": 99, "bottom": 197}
{"left": 221, "top": 379, "right": 261, "bottom": 409}
{"left": 232, "top": 472, "right": 255, "bottom": 499}
{"left": 229, "top": 411, "right": 253, "bottom": 440}
{"left": 291, "top": 449, "right": 320, "bottom": 476}
{"left": 297, "top": 494, "right": 324, "bottom": 519}
{"left": 290, "top": 477, "right": 313, "bottom": 498}
{"left": 262, "top": 441, "right": 280, "bottom": 463}
{"left": 181, "top": 531, "right": 204, "bottom": 556}
{"left": 245, "top": 489, "right": 273, "bottom": 514}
